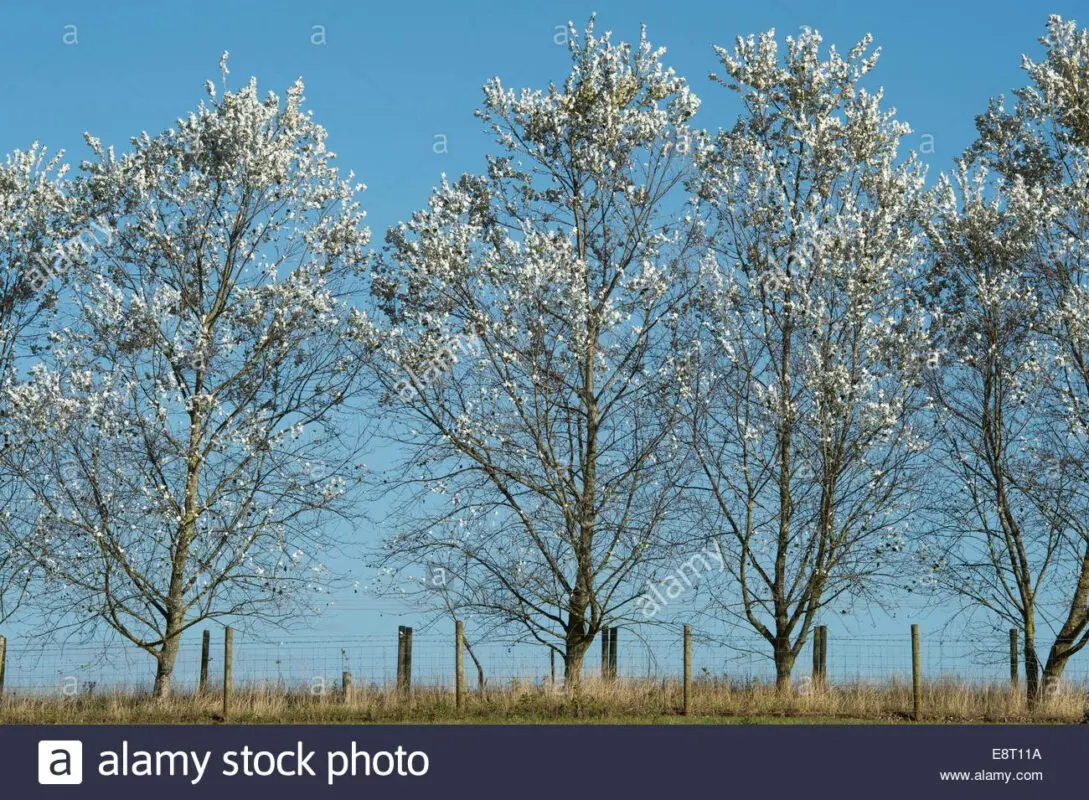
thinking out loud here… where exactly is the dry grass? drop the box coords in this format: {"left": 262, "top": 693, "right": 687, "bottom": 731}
{"left": 2, "top": 677, "right": 1087, "bottom": 724}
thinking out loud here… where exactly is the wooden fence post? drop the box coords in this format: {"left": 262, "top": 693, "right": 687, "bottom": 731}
{"left": 818, "top": 625, "right": 827, "bottom": 687}
{"left": 550, "top": 649, "right": 556, "bottom": 689}
{"left": 609, "top": 627, "right": 618, "bottom": 679}
{"left": 0, "top": 634, "right": 6, "bottom": 699}
{"left": 404, "top": 627, "right": 413, "bottom": 694}
{"left": 199, "top": 629, "right": 210, "bottom": 696}
{"left": 342, "top": 671, "right": 353, "bottom": 703}
{"left": 396, "top": 626, "right": 405, "bottom": 690}
{"left": 223, "top": 626, "right": 233, "bottom": 720}
{"left": 911, "top": 624, "right": 921, "bottom": 722}
{"left": 683, "top": 624, "right": 692, "bottom": 716}
{"left": 396, "top": 626, "right": 403, "bottom": 688}
{"left": 397, "top": 626, "right": 413, "bottom": 694}
{"left": 1009, "top": 629, "right": 1018, "bottom": 691}
{"left": 812, "top": 626, "right": 821, "bottom": 687}
{"left": 600, "top": 627, "right": 610, "bottom": 680}
{"left": 455, "top": 620, "right": 465, "bottom": 710}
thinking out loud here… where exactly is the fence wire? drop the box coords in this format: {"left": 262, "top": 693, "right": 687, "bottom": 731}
{"left": 2, "top": 628, "right": 1087, "bottom": 696}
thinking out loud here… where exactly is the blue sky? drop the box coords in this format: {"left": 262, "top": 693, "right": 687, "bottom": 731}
{"left": 1, "top": 1, "right": 1085, "bottom": 682}
{"left": 3, "top": 0, "right": 1083, "bottom": 238}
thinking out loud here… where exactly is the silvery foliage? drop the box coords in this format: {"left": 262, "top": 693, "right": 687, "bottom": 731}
{"left": 0, "top": 143, "right": 73, "bottom": 622}
{"left": 366, "top": 19, "right": 704, "bottom": 659}
{"left": 920, "top": 160, "right": 1054, "bottom": 626}
{"left": 687, "top": 27, "right": 932, "bottom": 655}
{"left": 953, "top": 16, "right": 1089, "bottom": 653}
{"left": 3, "top": 57, "right": 372, "bottom": 653}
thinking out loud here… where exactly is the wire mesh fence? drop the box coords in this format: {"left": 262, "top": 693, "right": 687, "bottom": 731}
{"left": 3, "top": 626, "right": 1089, "bottom": 697}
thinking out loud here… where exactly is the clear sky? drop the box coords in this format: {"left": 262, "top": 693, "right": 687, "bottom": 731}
{"left": 1, "top": 1, "right": 1085, "bottom": 685}
{"left": 3, "top": 0, "right": 1083, "bottom": 237}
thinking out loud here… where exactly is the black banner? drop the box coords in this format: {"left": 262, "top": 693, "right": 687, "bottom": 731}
{"left": 0, "top": 724, "right": 1080, "bottom": 798}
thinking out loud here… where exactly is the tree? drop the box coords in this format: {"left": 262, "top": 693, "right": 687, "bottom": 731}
{"left": 367, "top": 19, "right": 703, "bottom": 684}
{"left": 3, "top": 59, "right": 373, "bottom": 696}
{"left": 922, "top": 162, "right": 1054, "bottom": 705}
{"left": 962, "top": 15, "right": 1089, "bottom": 699}
{"left": 688, "top": 28, "right": 931, "bottom": 688}
{"left": 0, "top": 144, "right": 74, "bottom": 624}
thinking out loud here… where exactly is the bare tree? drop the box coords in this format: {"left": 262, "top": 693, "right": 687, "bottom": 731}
{"left": 688, "top": 28, "right": 931, "bottom": 688}
{"left": 2, "top": 60, "right": 373, "bottom": 695}
{"left": 366, "top": 19, "right": 703, "bottom": 684}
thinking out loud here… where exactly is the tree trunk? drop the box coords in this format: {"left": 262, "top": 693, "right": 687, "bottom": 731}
{"left": 1040, "top": 653, "right": 1068, "bottom": 701}
{"left": 774, "top": 634, "right": 794, "bottom": 691}
{"left": 152, "top": 628, "right": 182, "bottom": 698}
{"left": 151, "top": 396, "right": 202, "bottom": 699}
{"left": 1024, "top": 631, "right": 1041, "bottom": 709}
{"left": 563, "top": 545, "right": 593, "bottom": 689}
{"left": 564, "top": 638, "right": 589, "bottom": 687}
{"left": 1037, "top": 547, "right": 1089, "bottom": 707}
{"left": 1040, "top": 627, "right": 1082, "bottom": 703}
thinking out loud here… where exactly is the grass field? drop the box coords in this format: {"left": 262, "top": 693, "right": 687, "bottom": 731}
{"left": 2, "top": 678, "right": 1086, "bottom": 724}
